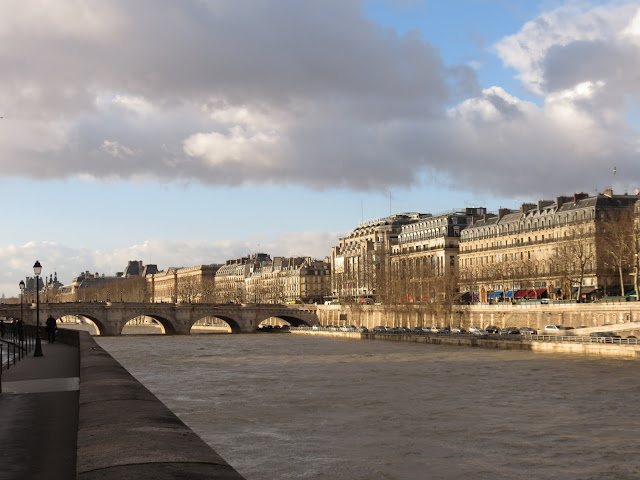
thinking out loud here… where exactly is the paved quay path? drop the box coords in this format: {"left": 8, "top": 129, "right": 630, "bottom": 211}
{"left": 0, "top": 340, "right": 79, "bottom": 480}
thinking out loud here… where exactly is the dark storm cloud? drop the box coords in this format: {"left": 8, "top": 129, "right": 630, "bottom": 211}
{"left": 0, "top": 0, "right": 470, "bottom": 186}
{"left": 542, "top": 40, "right": 640, "bottom": 97}
{"left": 0, "top": 0, "right": 639, "bottom": 199}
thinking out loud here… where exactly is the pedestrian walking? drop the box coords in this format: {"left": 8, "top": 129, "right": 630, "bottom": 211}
{"left": 16, "top": 319, "right": 24, "bottom": 343}
{"left": 46, "top": 316, "right": 57, "bottom": 343}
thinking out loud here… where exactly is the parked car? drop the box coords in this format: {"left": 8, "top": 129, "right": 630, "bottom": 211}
{"left": 410, "top": 327, "right": 424, "bottom": 334}
{"left": 519, "top": 327, "right": 536, "bottom": 335}
{"left": 372, "top": 326, "right": 386, "bottom": 333}
{"left": 312, "top": 324, "right": 323, "bottom": 330}
{"left": 544, "top": 325, "right": 564, "bottom": 331}
{"left": 499, "top": 327, "right": 520, "bottom": 335}
{"left": 590, "top": 332, "right": 619, "bottom": 341}
{"left": 468, "top": 326, "right": 481, "bottom": 333}
{"left": 450, "top": 326, "right": 464, "bottom": 333}
{"left": 357, "top": 326, "right": 369, "bottom": 333}
{"left": 472, "top": 328, "right": 488, "bottom": 336}
{"left": 485, "top": 326, "right": 500, "bottom": 334}
{"left": 430, "top": 326, "right": 447, "bottom": 333}
{"left": 590, "top": 332, "right": 621, "bottom": 340}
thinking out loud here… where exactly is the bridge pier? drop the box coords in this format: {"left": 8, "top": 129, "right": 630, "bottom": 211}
{"left": 172, "top": 307, "right": 194, "bottom": 335}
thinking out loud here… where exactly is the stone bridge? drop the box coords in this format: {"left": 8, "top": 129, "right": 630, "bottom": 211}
{"left": 0, "top": 302, "right": 320, "bottom": 335}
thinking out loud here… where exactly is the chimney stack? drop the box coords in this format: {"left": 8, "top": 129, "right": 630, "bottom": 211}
{"left": 573, "top": 192, "right": 588, "bottom": 204}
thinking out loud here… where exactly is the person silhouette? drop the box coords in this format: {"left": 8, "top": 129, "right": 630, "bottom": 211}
{"left": 46, "top": 316, "right": 57, "bottom": 343}
{"left": 16, "top": 319, "right": 24, "bottom": 343}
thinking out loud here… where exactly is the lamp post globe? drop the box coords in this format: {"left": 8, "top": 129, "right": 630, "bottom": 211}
{"left": 33, "top": 260, "right": 43, "bottom": 357}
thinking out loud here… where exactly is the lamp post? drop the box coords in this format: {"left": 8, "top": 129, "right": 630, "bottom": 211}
{"left": 33, "top": 261, "right": 43, "bottom": 357}
{"left": 634, "top": 252, "right": 639, "bottom": 301}
{"left": 19, "top": 280, "right": 25, "bottom": 340}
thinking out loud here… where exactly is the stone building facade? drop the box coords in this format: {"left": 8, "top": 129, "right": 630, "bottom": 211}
{"left": 149, "top": 264, "right": 222, "bottom": 303}
{"left": 330, "top": 213, "right": 426, "bottom": 302}
{"left": 458, "top": 190, "right": 640, "bottom": 302}
{"left": 212, "top": 253, "right": 331, "bottom": 304}
{"left": 390, "top": 207, "right": 487, "bottom": 303}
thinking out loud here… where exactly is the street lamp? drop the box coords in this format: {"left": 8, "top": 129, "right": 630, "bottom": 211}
{"left": 19, "top": 280, "right": 25, "bottom": 337}
{"left": 634, "top": 252, "right": 639, "bottom": 301}
{"left": 33, "top": 261, "right": 43, "bottom": 357}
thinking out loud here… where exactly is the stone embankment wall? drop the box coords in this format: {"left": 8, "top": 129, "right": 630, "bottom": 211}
{"left": 292, "top": 330, "right": 640, "bottom": 359}
{"left": 316, "top": 303, "right": 640, "bottom": 333}
{"left": 75, "top": 331, "right": 246, "bottom": 479}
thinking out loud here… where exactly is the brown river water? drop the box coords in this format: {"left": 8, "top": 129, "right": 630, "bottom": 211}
{"left": 95, "top": 331, "right": 640, "bottom": 480}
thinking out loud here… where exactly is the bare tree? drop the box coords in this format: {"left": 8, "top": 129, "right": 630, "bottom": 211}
{"left": 177, "top": 277, "right": 200, "bottom": 303}
{"left": 599, "top": 206, "right": 635, "bottom": 295}
{"left": 201, "top": 277, "right": 217, "bottom": 303}
{"left": 121, "top": 276, "right": 149, "bottom": 302}
{"left": 550, "top": 230, "right": 595, "bottom": 301}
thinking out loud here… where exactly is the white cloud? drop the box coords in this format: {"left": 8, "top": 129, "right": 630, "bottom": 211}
{"left": 100, "top": 140, "right": 136, "bottom": 159}
{"left": 112, "top": 95, "right": 155, "bottom": 116}
{"left": 183, "top": 126, "right": 284, "bottom": 168}
{"left": 494, "top": 3, "right": 639, "bottom": 94}
{"left": 450, "top": 86, "right": 530, "bottom": 123}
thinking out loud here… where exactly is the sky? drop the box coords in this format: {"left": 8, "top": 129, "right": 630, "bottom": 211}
{"left": 1, "top": 0, "right": 640, "bottom": 297}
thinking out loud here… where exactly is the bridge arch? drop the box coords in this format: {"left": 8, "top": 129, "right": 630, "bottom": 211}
{"left": 48, "top": 310, "right": 109, "bottom": 335}
{"left": 54, "top": 313, "right": 104, "bottom": 336}
{"left": 120, "top": 314, "right": 173, "bottom": 335}
{"left": 256, "top": 314, "right": 314, "bottom": 328}
{"left": 189, "top": 313, "right": 242, "bottom": 334}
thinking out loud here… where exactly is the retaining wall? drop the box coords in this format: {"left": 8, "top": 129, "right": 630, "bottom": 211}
{"left": 292, "top": 330, "right": 640, "bottom": 359}
{"left": 75, "top": 331, "right": 246, "bottom": 479}
{"left": 316, "top": 303, "right": 640, "bottom": 333}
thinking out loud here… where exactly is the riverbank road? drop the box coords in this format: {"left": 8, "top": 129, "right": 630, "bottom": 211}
{"left": 0, "top": 341, "right": 79, "bottom": 480}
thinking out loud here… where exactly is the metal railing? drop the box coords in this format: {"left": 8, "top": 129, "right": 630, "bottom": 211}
{"left": 530, "top": 334, "right": 639, "bottom": 345}
{"left": 0, "top": 330, "right": 36, "bottom": 393}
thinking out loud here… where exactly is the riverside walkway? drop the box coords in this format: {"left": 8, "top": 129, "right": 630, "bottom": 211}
{"left": 1, "top": 330, "right": 247, "bottom": 480}
{"left": 0, "top": 340, "right": 79, "bottom": 480}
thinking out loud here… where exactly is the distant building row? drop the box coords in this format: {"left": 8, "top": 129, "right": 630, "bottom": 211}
{"left": 148, "top": 254, "right": 330, "bottom": 304}
{"left": 32, "top": 188, "right": 640, "bottom": 305}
